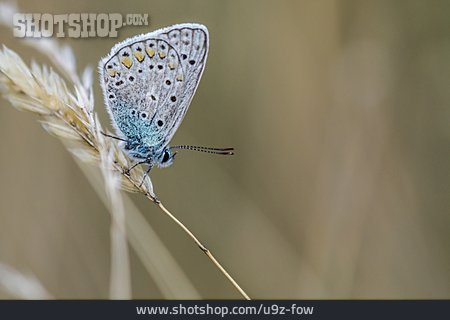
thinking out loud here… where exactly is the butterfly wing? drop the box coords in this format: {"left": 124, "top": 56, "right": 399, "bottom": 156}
{"left": 99, "top": 23, "right": 209, "bottom": 148}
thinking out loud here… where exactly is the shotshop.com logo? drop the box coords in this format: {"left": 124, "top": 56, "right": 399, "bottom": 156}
{"left": 12, "top": 13, "right": 149, "bottom": 38}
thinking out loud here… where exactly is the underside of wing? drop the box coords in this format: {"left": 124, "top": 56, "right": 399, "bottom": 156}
{"left": 99, "top": 23, "right": 209, "bottom": 148}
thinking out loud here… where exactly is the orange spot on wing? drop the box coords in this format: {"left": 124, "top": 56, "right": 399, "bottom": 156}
{"left": 121, "top": 56, "right": 132, "bottom": 68}
{"left": 146, "top": 48, "right": 155, "bottom": 58}
{"left": 134, "top": 51, "right": 145, "bottom": 62}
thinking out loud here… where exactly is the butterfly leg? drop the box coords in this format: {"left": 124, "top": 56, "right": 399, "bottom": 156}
{"left": 139, "top": 164, "right": 153, "bottom": 188}
{"left": 126, "top": 160, "right": 147, "bottom": 174}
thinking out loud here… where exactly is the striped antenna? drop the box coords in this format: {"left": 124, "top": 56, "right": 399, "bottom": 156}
{"left": 170, "top": 145, "right": 234, "bottom": 155}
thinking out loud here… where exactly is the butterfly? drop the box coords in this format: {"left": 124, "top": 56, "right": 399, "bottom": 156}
{"left": 98, "top": 23, "right": 233, "bottom": 180}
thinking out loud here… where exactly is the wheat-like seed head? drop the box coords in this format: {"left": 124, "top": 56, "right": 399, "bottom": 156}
{"left": 0, "top": 45, "right": 156, "bottom": 199}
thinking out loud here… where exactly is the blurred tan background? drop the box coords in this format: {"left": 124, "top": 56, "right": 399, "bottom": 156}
{"left": 0, "top": 0, "right": 449, "bottom": 299}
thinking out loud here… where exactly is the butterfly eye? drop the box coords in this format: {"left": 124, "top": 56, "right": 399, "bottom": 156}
{"left": 162, "top": 151, "right": 170, "bottom": 163}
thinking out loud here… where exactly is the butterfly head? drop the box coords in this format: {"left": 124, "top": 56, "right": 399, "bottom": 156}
{"left": 155, "top": 147, "right": 176, "bottom": 168}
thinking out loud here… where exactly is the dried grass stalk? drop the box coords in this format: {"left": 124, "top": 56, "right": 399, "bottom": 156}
{"left": 98, "top": 126, "right": 132, "bottom": 299}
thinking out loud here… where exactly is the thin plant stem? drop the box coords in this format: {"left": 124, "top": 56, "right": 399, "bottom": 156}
{"left": 112, "top": 160, "right": 251, "bottom": 299}
{"left": 155, "top": 200, "right": 251, "bottom": 300}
